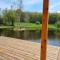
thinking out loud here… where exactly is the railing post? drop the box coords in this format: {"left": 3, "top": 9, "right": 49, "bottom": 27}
{"left": 41, "top": 0, "right": 49, "bottom": 60}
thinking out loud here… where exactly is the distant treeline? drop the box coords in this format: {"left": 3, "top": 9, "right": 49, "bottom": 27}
{"left": 0, "top": 9, "right": 60, "bottom": 26}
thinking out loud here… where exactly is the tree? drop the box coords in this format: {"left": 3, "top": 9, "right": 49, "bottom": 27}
{"left": 0, "top": 15, "right": 3, "bottom": 25}
{"left": 3, "top": 9, "right": 16, "bottom": 26}
{"left": 49, "top": 13, "right": 58, "bottom": 24}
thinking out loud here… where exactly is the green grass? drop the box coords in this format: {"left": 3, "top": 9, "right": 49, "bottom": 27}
{"left": 0, "top": 23, "right": 58, "bottom": 30}
{"left": 48, "top": 24, "right": 57, "bottom": 30}
{"left": 14, "top": 23, "right": 57, "bottom": 30}
{"left": 14, "top": 23, "right": 42, "bottom": 30}
{"left": 0, "top": 26, "right": 13, "bottom": 29}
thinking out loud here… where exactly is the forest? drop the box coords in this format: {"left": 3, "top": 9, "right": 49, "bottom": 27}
{"left": 0, "top": 9, "right": 60, "bottom": 30}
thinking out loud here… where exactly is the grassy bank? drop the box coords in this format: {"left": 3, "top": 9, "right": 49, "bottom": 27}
{"left": 0, "top": 26, "right": 13, "bottom": 29}
{"left": 0, "top": 23, "right": 59, "bottom": 30}
{"left": 14, "top": 23, "right": 57, "bottom": 30}
{"left": 14, "top": 23, "right": 42, "bottom": 30}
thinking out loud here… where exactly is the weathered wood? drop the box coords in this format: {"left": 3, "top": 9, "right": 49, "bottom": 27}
{"left": 57, "top": 49, "right": 60, "bottom": 60}
{"left": 41, "top": 0, "right": 49, "bottom": 60}
{"left": 0, "top": 36, "right": 60, "bottom": 60}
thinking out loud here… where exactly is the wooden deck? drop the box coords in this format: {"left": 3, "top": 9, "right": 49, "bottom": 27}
{"left": 0, "top": 36, "right": 60, "bottom": 60}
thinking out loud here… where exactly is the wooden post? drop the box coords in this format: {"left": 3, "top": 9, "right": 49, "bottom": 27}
{"left": 41, "top": 0, "right": 49, "bottom": 60}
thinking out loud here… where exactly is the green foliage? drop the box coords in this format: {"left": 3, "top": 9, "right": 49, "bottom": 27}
{"left": 0, "top": 16, "right": 3, "bottom": 25}
{"left": 0, "top": 9, "right": 60, "bottom": 29}
{"left": 3, "top": 9, "right": 16, "bottom": 26}
{"left": 56, "top": 21, "right": 60, "bottom": 28}
{"left": 49, "top": 13, "right": 58, "bottom": 24}
{"left": 28, "top": 12, "right": 42, "bottom": 23}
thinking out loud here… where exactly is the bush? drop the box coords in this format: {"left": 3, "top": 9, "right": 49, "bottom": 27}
{"left": 55, "top": 22, "right": 60, "bottom": 28}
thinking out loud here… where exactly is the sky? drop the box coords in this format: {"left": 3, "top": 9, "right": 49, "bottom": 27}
{"left": 0, "top": 0, "right": 60, "bottom": 13}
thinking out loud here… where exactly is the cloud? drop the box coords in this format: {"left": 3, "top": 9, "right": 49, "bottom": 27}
{"left": 23, "top": 0, "right": 42, "bottom": 12}
{"left": 49, "top": 0, "right": 60, "bottom": 12}
{"left": 10, "top": 0, "right": 41, "bottom": 6}
{"left": 23, "top": 0, "right": 41, "bottom": 6}
{"left": 0, "top": 0, "right": 60, "bottom": 12}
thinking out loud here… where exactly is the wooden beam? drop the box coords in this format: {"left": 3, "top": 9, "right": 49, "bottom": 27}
{"left": 41, "top": 0, "right": 49, "bottom": 60}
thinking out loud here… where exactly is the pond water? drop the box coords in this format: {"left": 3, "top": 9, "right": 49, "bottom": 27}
{"left": 0, "top": 28, "right": 60, "bottom": 47}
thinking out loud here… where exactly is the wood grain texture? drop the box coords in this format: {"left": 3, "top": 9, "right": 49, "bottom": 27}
{"left": 0, "top": 36, "right": 60, "bottom": 60}
{"left": 41, "top": 0, "right": 49, "bottom": 60}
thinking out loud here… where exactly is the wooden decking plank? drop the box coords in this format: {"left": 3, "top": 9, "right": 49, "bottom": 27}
{"left": 0, "top": 36, "right": 60, "bottom": 60}
{"left": 57, "top": 49, "right": 60, "bottom": 60}
{"left": 0, "top": 52, "right": 19, "bottom": 60}
{"left": 0, "top": 45, "right": 39, "bottom": 60}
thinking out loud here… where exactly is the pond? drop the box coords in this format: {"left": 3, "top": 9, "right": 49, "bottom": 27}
{"left": 0, "top": 28, "right": 60, "bottom": 47}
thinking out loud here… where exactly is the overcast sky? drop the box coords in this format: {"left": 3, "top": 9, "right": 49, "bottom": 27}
{"left": 0, "top": 0, "right": 60, "bottom": 12}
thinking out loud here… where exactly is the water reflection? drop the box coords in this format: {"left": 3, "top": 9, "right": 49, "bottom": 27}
{"left": 0, "top": 28, "right": 60, "bottom": 46}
